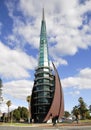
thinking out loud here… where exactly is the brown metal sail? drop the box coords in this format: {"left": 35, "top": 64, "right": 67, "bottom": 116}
{"left": 43, "top": 62, "right": 64, "bottom": 122}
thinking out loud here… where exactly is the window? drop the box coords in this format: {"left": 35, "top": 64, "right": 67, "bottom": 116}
{"left": 43, "top": 86, "right": 50, "bottom": 91}
{"left": 37, "top": 91, "right": 50, "bottom": 97}
{"left": 44, "top": 73, "right": 49, "bottom": 77}
{"left": 44, "top": 79, "right": 49, "bottom": 83}
{"left": 37, "top": 79, "right": 43, "bottom": 83}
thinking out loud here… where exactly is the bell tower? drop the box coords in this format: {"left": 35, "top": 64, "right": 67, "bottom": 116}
{"left": 31, "top": 9, "right": 64, "bottom": 123}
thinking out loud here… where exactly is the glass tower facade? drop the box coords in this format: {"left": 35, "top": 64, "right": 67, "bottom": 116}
{"left": 38, "top": 8, "right": 49, "bottom": 67}
{"left": 31, "top": 9, "right": 64, "bottom": 123}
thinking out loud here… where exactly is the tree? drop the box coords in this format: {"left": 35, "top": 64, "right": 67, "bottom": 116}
{"left": 12, "top": 107, "right": 28, "bottom": 122}
{"left": 0, "top": 79, "right": 3, "bottom": 121}
{"left": 13, "top": 109, "right": 20, "bottom": 122}
{"left": 72, "top": 105, "right": 79, "bottom": 117}
{"left": 72, "top": 105, "right": 80, "bottom": 123}
{"left": 6, "top": 100, "right": 11, "bottom": 122}
{"left": 78, "top": 97, "right": 88, "bottom": 119}
{"left": 89, "top": 105, "right": 91, "bottom": 113}
{"left": 21, "top": 107, "right": 28, "bottom": 121}
{"left": 26, "top": 95, "right": 31, "bottom": 123}
{"left": 0, "top": 79, "right": 2, "bottom": 96}
{"left": 12, "top": 106, "right": 28, "bottom": 122}
{"left": 64, "top": 111, "right": 70, "bottom": 118}
{"left": 72, "top": 97, "right": 90, "bottom": 120}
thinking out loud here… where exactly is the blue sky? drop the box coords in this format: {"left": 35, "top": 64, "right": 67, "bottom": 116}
{"left": 0, "top": 0, "right": 91, "bottom": 113}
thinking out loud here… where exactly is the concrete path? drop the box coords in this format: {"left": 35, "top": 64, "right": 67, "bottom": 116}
{"left": 0, "top": 126, "right": 91, "bottom": 130}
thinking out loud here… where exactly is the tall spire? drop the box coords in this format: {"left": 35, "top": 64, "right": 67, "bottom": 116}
{"left": 38, "top": 9, "right": 49, "bottom": 67}
{"left": 42, "top": 8, "right": 45, "bottom": 21}
{"left": 31, "top": 8, "right": 64, "bottom": 123}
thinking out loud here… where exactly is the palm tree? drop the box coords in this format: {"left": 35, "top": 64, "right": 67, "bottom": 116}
{"left": 0, "top": 78, "right": 3, "bottom": 106}
{"left": 26, "top": 95, "right": 31, "bottom": 123}
{"left": 6, "top": 100, "right": 11, "bottom": 122}
{"left": 0, "top": 79, "right": 3, "bottom": 121}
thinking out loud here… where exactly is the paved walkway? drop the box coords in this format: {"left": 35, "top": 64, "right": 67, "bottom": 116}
{"left": 27, "top": 122, "right": 91, "bottom": 127}
{"left": 0, "top": 122, "right": 91, "bottom": 130}
{"left": 0, "top": 125, "right": 91, "bottom": 130}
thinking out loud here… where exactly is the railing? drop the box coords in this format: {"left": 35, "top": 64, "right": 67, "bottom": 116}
{"left": 34, "top": 82, "right": 54, "bottom": 87}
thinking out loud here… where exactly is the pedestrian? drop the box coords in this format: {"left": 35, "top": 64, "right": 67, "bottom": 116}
{"left": 76, "top": 115, "right": 79, "bottom": 124}
{"left": 52, "top": 116, "right": 58, "bottom": 126}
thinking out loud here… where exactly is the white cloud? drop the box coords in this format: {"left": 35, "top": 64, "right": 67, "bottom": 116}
{"left": 62, "top": 67, "right": 91, "bottom": 89}
{"left": 1, "top": 0, "right": 90, "bottom": 113}
{"left": 10, "top": 0, "right": 91, "bottom": 66}
{"left": 1, "top": 102, "right": 17, "bottom": 113}
{"left": 4, "top": 0, "right": 91, "bottom": 67}
{"left": 3, "top": 79, "right": 33, "bottom": 100}
{"left": 19, "top": 0, "right": 41, "bottom": 17}
{"left": 0, "top": 41, "right": 37, "bottom": 79}
{"left": 51, "top": 55, "right": 68, "bottom": 68}
{"left": 1, "top": 78, "right": 33, "bottom": 113}
{"left": 79, "top": 67, "right": 91, "bottom": 78}
{"left": 0, "top": 96, "right": 18, "bottom": 113}
{"left": 13, "top": 23, "right": 40, "bottom": 49}
{"left": 69, "top": 90, "right": 80, "bottom": 96}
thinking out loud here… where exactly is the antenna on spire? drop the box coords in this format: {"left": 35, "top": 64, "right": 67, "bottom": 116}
{"left": 42, "top": 8, "right": 45, "bottom": 21}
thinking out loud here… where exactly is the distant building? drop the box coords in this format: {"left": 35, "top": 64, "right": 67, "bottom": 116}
{"left": 31, "top": 9, "right": 64, "bottom": 123}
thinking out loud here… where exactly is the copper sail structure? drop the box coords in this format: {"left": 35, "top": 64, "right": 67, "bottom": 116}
{"left": 43, "top": 62, "right": 64, "bottom": 122}
{"left": 31, "top": 9, "right": 64, "bottom": 123}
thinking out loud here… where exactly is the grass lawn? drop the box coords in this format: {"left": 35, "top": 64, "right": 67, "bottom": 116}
{"left": 0, "top": 122, "right": 33, "bottom": 126}
{"left": 80, "top": 119, "right": 91, "bottom": 123}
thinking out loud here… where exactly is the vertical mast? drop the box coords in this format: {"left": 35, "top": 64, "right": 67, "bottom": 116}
{"left": 38, "top": 8, "right": 49, "bottom": 67}
{"left": 42, "top": 8, "right": 45, "bottom": 21}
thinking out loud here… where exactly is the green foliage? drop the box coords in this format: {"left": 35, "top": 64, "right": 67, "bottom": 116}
{"left": 0, "top": 79, "right": 2, "bottom": 87}
{"left": 78, "top": 97, "right": 88, "bottom": 119}
{"left": 0, "top": 78, "right": 3, "bottom": 98}
{"left": 6, "top": 100, "right": 11, "bottom": 107}
{"left": 13, "top": 106, "right": 28, "bottom": 122}
{"left": 13, "top": 109, "right": 20, "bottom": 121}
{"left": 21, "top": 107, "right": 28, "bottom": 121}
{"left": 89, "top": 105, "right": 91, "bottom": 112}
{"left": 72, "top": 105, "right": 79, "bottom": 117}
{"left": 26, "top": 96, "right": 31, "bottom": 103}
{"left": 64, "top": 111, "right": 70, "bottom": 118}
{"left": 72, "top": 97, "right": 90, "bottom": 120}
{"left": 6, "top": 100, "right": 12, "bottom": 122}
{"left": 26, "top": 95, "right": 31, "bottom": 123}
{"left": 85, "top": 110, "right": 91, "bottom": 119}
